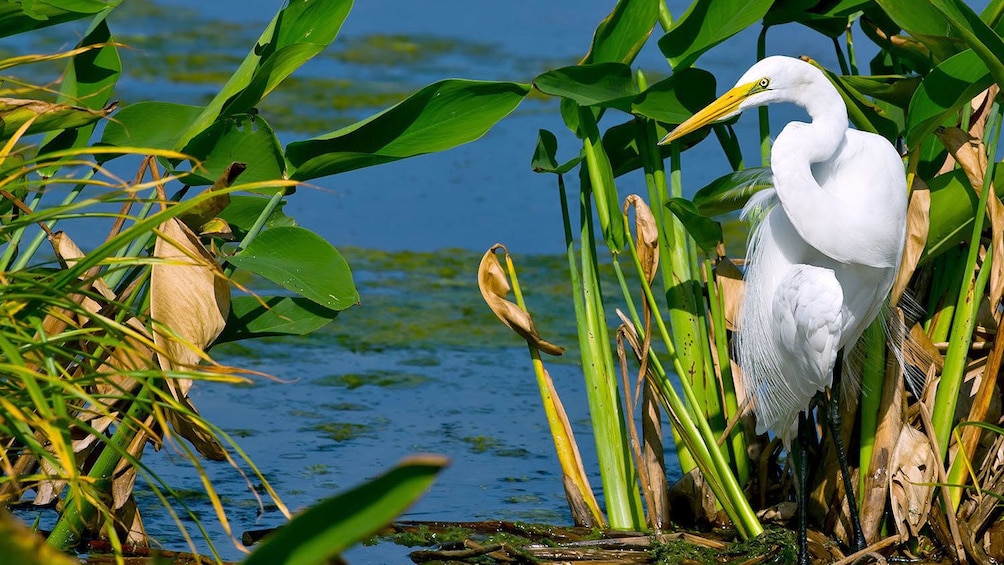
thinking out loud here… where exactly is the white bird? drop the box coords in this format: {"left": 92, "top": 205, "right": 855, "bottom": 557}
{"left": 660, "top": 56, "right": 907, "bottom": 563}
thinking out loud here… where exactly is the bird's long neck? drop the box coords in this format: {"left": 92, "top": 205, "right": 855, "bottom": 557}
{"left": 790, "top": 79, "right": 847, "bottom": 163}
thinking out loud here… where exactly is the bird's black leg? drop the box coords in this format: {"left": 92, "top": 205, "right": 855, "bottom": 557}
{"left": 793, "top": 411, "right": 813, "bottom": 565}
{"left": 827, "top": 355, "right": 866, "bottom": 552}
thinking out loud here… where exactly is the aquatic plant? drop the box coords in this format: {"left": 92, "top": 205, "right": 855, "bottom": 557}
{"left": 480, "top": 0, "right": 1004, "bottom": 561}
{"left": 0, "top": 0, "right": 521, "bottom": 560}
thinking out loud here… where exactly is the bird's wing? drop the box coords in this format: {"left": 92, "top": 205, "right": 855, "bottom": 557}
{"left": 773, "top": 264, "right": 843, "bottom": 399}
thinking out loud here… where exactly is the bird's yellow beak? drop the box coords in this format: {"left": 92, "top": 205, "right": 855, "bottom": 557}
{"left": 658, "top": 81, "right": 757, "bottom": 145}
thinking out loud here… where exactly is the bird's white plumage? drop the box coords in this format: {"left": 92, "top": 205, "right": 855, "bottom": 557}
{"left": 727, "top": 57, "right": 907, "bottom": 444}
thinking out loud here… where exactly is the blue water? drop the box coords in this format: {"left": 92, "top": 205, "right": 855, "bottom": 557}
{"left": 3, "top": 0, "right": 965, "bottom": 562}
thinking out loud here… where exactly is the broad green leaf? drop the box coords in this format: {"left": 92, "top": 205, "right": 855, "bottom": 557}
{"left": 243, "top": 455, "right": 448, "bottom": 565}
{"left": 530, "top": 129, "right": 581, "bottom": 175}
{"left": 0, "top": 0, "right": 117, "bottom": 39}
{"left": 666, "top": 197, "right": 723, "bottom": 252}
{"left": 216, "top": 295, "right": 339, "bottom": 343}
{"left": 658, "top": 0, "right": 773, "bottom": 70}
{"left": 180, "top": 113, "right": 285, "bottom": 188}
{"left": 176, "top": 0, "right": 353, "bottom": 150}
{"left": 874, "top": 0, "right": 962, "bottom": 62}
{"left": 765, "top": 0, "right": 870, "bottom": 37}
{"left": 39, "top": 14, "right": 120, "bottom": 170}
{"left": 924, "top": 166, "right": 1004, "bottom": 262}
{"left": 218, "top": 195, "right": 296, "bottom": 241}
{"left": 99, "top": 101, "right": 203, "bottom": 154}
{"left": 226, "top": 226, "right": 358, "bottom": 311}
{"left": 928, "top": 0, "right": 1004, "bottom": 91}
{"left": 286, "top": 79, "right": 529, "bottom": 180}
{"left": 632, "top": 67, "right": 717, "bottom": 124}
{"left": 907, "top": 50, "right": 992, "bottom": 148}
{"left": 581, "top": 0, "right": 659, "bottom": 65}
{"left": 533, "top": 63, "right": 637, "bottom": 111}
{"left": 693, "top": 167, "right": 773, "bottom": 216}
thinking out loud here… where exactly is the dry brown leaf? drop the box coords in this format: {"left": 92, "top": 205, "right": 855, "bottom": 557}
{"left": 891, "top": 178, "right": 930, "bottom": 306}
{"left": 623, "top": 195, "right": 659, "bottom": 284}
{"left": 714, "top": 257, "right": 744, "bottom": 332}
{"left": 477, "top": 244, "right": 564, "bottom": 356}
{"left": 150, "top": 217, "right": 230, "bottom": 460}
{"left": 937, "top": 125, "right": 1004, "bottom": 315}
{"left": 890, "top": 425, "right": 936, "bottom": 537}
{"left": 177, "top": 162, "right": 244, "bottom": 231}
{"left": 861, "top": 361, "right": 905, "bottom": 542}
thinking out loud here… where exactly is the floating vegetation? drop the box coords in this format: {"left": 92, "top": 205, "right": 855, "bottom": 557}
{"left": 315, "top": 370, "right": 430, "bottom": 389}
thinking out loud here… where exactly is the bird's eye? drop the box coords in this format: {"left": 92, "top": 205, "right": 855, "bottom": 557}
{"left": 758, "top": 78, "right": 770, "bottom": 89}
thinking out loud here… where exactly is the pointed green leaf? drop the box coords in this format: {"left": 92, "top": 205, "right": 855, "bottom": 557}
{"left": 0, "top": 98, "right": 111, "bottom": 138}
{"left": 216, "top": 295, "right": 338, "bottom": 343}
{"left": 180, "top": 113, "right": 286, "bottom": 188}
{"left": 99, "top": 101, "right": 203, "bottom": 154}
{"left": 907, "top": 50, "right": 992, "bottom": 148}
{"left": 176, "top": 0, "right": 353, "bottom": 150}
{"left": 666, "top": 197, "right": 723, "bottom": 252}
{"left": 874, "top": 0, "right": 962, "bottom": 62}
{"left": 531, "top": 129, "right": 581, "bottom": 174}
{"left": 243, "top": 455, "right": 448, "bottom": 565}
{"left": 838, "top": 75, "right": 920, "bottom": 108}
{"left": 39, "top": 14, "right": 120, "bottom": 170}
{"left": 928, "top": 0, "right": 1004, "bottom": 90}
{"left": 658, "top": 0, "right": 773, "bottom": 70}
{"left": 693, "top": 167, "right": 773, "bottom": 216}
{"left": 632, "top": 67, "right": 717, "bottom": 124}
{"left": 226, "top": 226, "right": 358, "bottom": 311}
{"left": 582, "top": 0, "right": 659, "bottom": 65}
{"left": 0, "top": 0, "right": 117, "bottom": 39}
{"left": 286, "top": 79, "right": 529, "bottom": 180}
{"left": 533, "top": 63, "right": 637, "bottom": 110}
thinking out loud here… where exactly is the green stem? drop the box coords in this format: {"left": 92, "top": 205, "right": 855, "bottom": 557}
{"left": 48, "top": 385, "right": 153, "bottom": 550}
{"left": 932, "top": 104, "right": 1000, "bottom": 462}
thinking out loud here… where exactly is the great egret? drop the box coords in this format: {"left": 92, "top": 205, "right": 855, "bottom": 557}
{"left": 660, "top": 56, "right": 907, "bottom": 563}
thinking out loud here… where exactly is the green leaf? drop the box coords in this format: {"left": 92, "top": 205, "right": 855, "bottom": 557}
{"left": 873, "top": 0, "right": 962, "bottom": 62}
{"left": 924, "top": 166, "right": 1004, "bottom": 262}
{"left": 766, "top": 0, "right": 872, "bottom": 37}
{"left": 658, "top": 0, "right": 773, "bottom": 70}
{"left": 928, "top": 0, "right": 1004, "bottom": 91}
{"left": 243, "top": 455, "right": 447, "bottom": 565}
{"left": 666, "top": 197, "right": 723, "bottom": 252}
{"left": 175, "top": 0, "right": 353, "bottom": 150}
{"left": 286, "top": 79, "right": 529, "bottom": 180}
{"left": 39, "top": 14, "right": 120, "bottom": 170}
{"left": 99, "top": 101, "right": 203, "bottom": 154}
{"left": 0, "top": 0, "right": 117, "bottom": 39}
{"left": 581, "top": 0, "right": 659, "bottom": 65}
{"left": 693, "top": 167, "right": 773, "bottom": 216}
{"left": 226, "top": 226, "right": 358, "bottom": 311}
{"left": 907, "top": 50, "right": 992, "bottom": 148}
{"left": 530, "top": 129, "right": 581, "bottom": 174}
{"left": 0, "top": 98, "right": 111, "bottom": 138}
{"left": 632, "top": 67, "right": 717, "bottom": 124}
{"left": 216, "top": 295, "right": 339, "bottom": 343}
{"left": 179, "top": 113, "right": 286, "bottom": 188}
{"left": 533, "top": 63, "right": 637, "bottom": 111}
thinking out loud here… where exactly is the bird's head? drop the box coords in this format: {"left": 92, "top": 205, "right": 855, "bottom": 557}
{"left": 659, "top": 56, "right": 823, "bottom": 145}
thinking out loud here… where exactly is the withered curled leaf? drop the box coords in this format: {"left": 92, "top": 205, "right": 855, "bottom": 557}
{"left": 623, "top": 194, "right": 659, "bottom": 284}
{"left": 478, "top": 244, "right": 563, "bottom": 356}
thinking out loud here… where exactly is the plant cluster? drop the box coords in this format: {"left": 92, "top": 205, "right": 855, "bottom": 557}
{"left": 480, "top": 0, "right": 1004, "bottom": 562}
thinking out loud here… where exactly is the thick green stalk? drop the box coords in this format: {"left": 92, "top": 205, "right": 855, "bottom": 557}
{"left": 703, "top": 259, "right": 749, "bottom": 485}
{"left": 572, "top": 168, "right": 644, "bottom": 530}
{"left": 48, "top": 385, "right": 153, "bottom": 549}
{"left": 857, "top": 320, "right": 886, "bottom": 500}
{"left": 666, "top": 143, "right": 726, "bottom": 453}
{"left": 623, "top": 223, "right": 762, "bottom": 538}
{"left": 636, "top": 112, "right": 697, "bottom": 473}
{"left": 932, "top": 106, "right": 1000, "bottom": 461}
